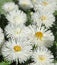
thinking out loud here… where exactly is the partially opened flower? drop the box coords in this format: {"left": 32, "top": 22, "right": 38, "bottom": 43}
{"left": 32, "top": 47, "right": 54, "bottom": 65}
{"left": 6, "top": 10, "right": 27, "bottom": 25}
{"left": 19, "top": 0, "right": 33, "bottom": 9}
{"left": 32, "top": 0, "right": 57, "bottom": 13}
{"left": 26, "top": 25, "right": 54, "bottom": 47}
{"left": 31, "top": 12, "right": 55, "bottom": 28}
{"left": 2, "top": 2, "right": 18, "bottom": 12}
{"left": 2, "top": 38, "right": 32, "bottom": 64}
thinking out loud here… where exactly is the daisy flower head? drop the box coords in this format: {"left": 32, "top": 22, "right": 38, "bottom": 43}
{"left": 19, "top": 0, "right": 33, "bottom": 9}
{"left": 27, "top": 25, "right": 54, "bottom": 47}
{"left": 32, "top": 47, "right": 54, "bottom": 65}
{"left": 31, "top": 12, "right": 55, "bottom": 28}
{"left": 32, "top": 0, "right": 57, "bottom": 13}
{"left": 6, "top": 10, "right": 27, "bottom": 25}
{"left": 5, "top": 23, "right": 30, "bottom": 39}
{"left": 0, "top": 28, "right": 4, "bottom": 47}
{"left": 2, "top": 2, "right": 18, "bottom": 13}
{"left": 1, "top": 38, "right": 32, "bottom": 64}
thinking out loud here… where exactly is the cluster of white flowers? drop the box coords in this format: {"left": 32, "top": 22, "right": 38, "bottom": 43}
{"left": 0, "top": 0, "right": 57, "bottom": 65}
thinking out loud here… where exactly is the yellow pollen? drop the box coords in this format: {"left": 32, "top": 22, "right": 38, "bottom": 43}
{"left": 14, "top": 45, "right": 22, "bottom": 52}
{"left": 40, "top": 15, "right": 47, "bottom": 21}
{"left": 14, "top": 16, "right": 19, "bottom": 21}
{"left": 35, "top": 32, "right": 43, "bottom": 40}
{"left": 38, "top": 55, "right": 46, "bottom": 62}
{"left": 16, "top": 31, "right": 19, "bottom": 34}
{"left": 33, "top": 0, "right": 36, "bottom": 2}
{"left": 22, "top": 2, "right": 27, "bottom": 6}
{"left": 16, "top": 30, "right": 21, "bottom": 34}
{"left": 8, "top": 7, "right": 13, "bottom": 11}
{"left": 42, "top": 1, "right": 48, "bottom": 6}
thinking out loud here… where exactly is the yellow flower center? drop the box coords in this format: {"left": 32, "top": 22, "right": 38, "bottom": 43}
{"left": 14, "top": 16, "right": 19, "bottom": 21}
{"left": 16, "top": 31, "right": 19, "bottom": 34}
{"left": 40, "top": 15, "right": 47, "bottom": 21}
{"left": 35, "top": 32, "right": 43, "bottom": 40}
{"left": 38, "top": 55, "right": 46, "bottom": 62}
{"left": 14, "top": 45, "right": 22, "bottom": 52}
{"left": 8, "top": 7, "right": 13, "bottom": 11}
{"left": 15, "top": 29, "right": 21, "bottom": 35}
{"left": 42, "top": 1, "right": 48, "bottom": 6}
{"left": 33, "top": 0, "right": 36, "bottom": 2}
{"left": 22, "top": 2, "right": 27, "bottom": 6}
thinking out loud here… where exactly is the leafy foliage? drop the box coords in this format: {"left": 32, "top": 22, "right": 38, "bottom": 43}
{"left": 0, "top": 61, "right": 11, "bottom": 65}
{"left": 54, "top": 11, "right": 57, "bottom": 16}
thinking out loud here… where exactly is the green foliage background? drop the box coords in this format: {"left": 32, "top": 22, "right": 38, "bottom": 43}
{"left": 0, "top": 0, "right": 57, "bottom": 65}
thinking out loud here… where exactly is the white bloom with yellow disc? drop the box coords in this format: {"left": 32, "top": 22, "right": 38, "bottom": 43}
{"left": 32, "top": 47, "right": 54, "bottom": 65}
{"left": 1, "top": 38, "right": 32, "bottom": 64}
{"left": 31, "top": 12, "right": 55, "bottom": 28}
{"left": 6, "top": 10, "right": 27, "bottom": 25}
{"left": 27, "top": 25, "right": 54, "bottom": 47}
{"left": 32, "top": 0, "right": 57, "bottom": 13}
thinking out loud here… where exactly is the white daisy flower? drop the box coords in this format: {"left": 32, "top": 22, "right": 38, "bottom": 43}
{"left": 32, "top": 47, "right": 54, "bottom": 65}
{"left": 5, "top": 23, "right": 31, "bottom": 39}
{"left": 1, "top": 38, "right": 32, "bottom": 64}
{"left": 6, "top": 10, "right": 27, "bottom": 25}
{"left": 0, "top": 28, "right": 4, "bottom": 47}
{"left": 27, "top": 25, "right": 54, "bottom": 47}
{"left": 2, "top": 2, "right": 18, "bottom": 12}
{"left": 31, "top": 12, "right": 55, "bottom": 28}
{"left": 19, "top": 0, "right": 33, "bottom": 9}
{"left": 32, "top": 0, "right": 56, "bottom": 13}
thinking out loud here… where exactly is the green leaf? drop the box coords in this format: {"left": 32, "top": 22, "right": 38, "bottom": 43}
{"left": 54, "top": 11, "right": 57, "bottom": 16}
{"left": 54, "top": 60, "right": 57, "bottom": 63}
{"left": 0, "top": 61, "right": 11, "bottom": 65}
{"left": 54, "top": 41, "right": 57, "bottom": 47}
{"left": 56, "top": 42, "right": 57, "bottom": 47}
{"left": 0, "top": 0, "right": 13, "bottom": 14}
